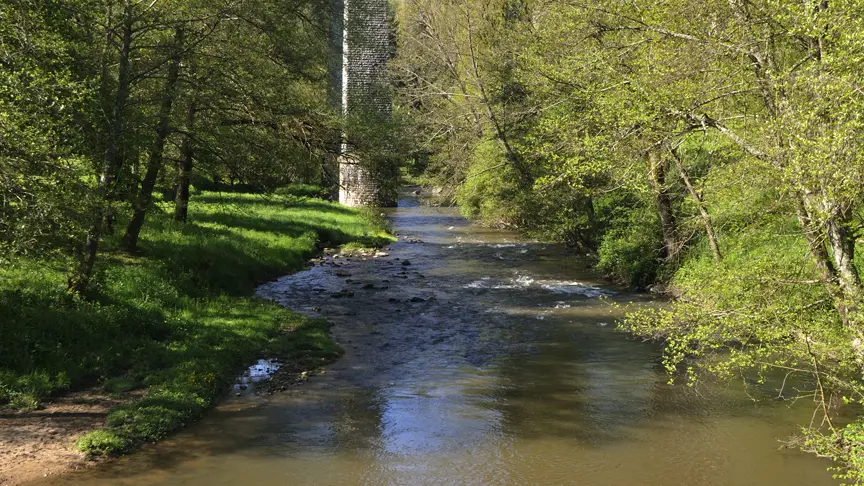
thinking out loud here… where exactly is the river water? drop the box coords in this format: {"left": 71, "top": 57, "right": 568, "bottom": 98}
{"left": 41, "top": 194, "right": 835, "bottom": 485}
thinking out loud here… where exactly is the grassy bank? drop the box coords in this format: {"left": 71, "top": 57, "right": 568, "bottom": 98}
{"left": 0, "top": 191, "right": 392, "bottom": 455}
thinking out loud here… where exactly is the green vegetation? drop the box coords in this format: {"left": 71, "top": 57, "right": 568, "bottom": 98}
{"left": 0, "top": 191, "right": 390, "bottom": 455}
{"left": 5, "top": 0, "right": 864, "bottom": 481}
{"left": 395, "top": 0, "right": 864, "bottom": 480}
{"left": 0, "top": 0, "right": 350, "bottom": 295}
{"left": 275, "top": 184, "right": 332, "bottom": 200}
{"left": 1, "top": 0, "right": 403, "bottom": 464}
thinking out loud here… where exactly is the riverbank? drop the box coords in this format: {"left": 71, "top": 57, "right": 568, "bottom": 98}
{"left": 0, "top": 191, "right": 392, "bottom": 485}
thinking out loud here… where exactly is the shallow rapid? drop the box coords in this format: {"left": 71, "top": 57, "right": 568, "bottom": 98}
{"left": 40, "top": 193, "right": 834, "bottom": 485}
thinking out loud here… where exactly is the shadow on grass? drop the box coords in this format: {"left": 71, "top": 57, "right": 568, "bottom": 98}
{"left": 193, "top": 212, "right": 382, "bottom": 247}
{"left": 138, "top": 223, "right": 315, "bottom": 296}
{"left": 192, "top": 193, "right": 359, "bottom": 217}
{"left": 0, "top": 288, "right": 169, "bottom": 388}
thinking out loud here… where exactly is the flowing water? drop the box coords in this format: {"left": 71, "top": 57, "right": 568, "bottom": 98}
{"left": 40, "top": 193, "right": 835, "bottom": 485}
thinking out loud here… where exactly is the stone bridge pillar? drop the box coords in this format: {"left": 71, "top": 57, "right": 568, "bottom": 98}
{"left": 331, "top": 0, "right": 397, "bottom": 207}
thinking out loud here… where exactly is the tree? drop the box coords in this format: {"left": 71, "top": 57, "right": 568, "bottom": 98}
{"left": 60, "top": 0, "right": 339, "bottom": 289}
{"left": 0, "top": 0, "right": 101, "bottom": 258}
{"left": 122, "top": 26, "right": 185, "bottom": 251}
{"left": 396, "top": 0, "right": 864, "bottom": 477}
{"left": 68, "top": 0, "right": 157, "bottom": 292}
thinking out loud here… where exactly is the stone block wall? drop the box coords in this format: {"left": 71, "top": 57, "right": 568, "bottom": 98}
{"left": 332, "top": 0, "right": 397, "bottom": 207}
{"left": 343, "top": 0, "right": 393, "bottom": 118}
{"left": 338, "top": 159, "right": 381, "bottom": 207}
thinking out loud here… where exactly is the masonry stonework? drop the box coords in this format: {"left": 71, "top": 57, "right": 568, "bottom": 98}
{"left": 332, "top": 0, "right": 397, "bottom": 207}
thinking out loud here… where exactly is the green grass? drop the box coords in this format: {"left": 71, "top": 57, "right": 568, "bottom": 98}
{"left": 274, "top": 183, "right": 330, "bottom": 199}
{"left": 0, "top": 191, "right": 392, "bottom": 456}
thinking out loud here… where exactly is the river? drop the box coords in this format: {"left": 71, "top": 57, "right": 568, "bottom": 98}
{"left": 39, "top": 193, "right": 835, "bottom": 485}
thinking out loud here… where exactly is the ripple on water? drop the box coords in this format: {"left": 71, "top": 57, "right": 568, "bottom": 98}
{"left": 540, "top": 281, "right": 612, "bottom": 298}
{"left": 465, "top": 275, "right": 535, "bottom": 289}
{"left": 464, "top": 274, "right": 611, "bottom": 298}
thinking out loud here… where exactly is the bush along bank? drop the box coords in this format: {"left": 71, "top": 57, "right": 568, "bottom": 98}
{"left": 0, "top": 191, "right": 393, "bottom": 457}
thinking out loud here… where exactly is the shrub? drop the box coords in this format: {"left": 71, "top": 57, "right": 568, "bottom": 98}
{"left": 75, "top": 430, "right": 132, "bottom": 456}
{"left": 595, "top": 195, "right": 663, "bottom": 288}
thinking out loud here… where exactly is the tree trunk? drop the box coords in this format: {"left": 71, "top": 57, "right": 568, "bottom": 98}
{"left": 647, "top": 150, "right": 678, "bottom": 260}
{"left": 797, "top": 202, "right": 840, "bottom": 298}
{"left": 67, "top": 1, "right": 134, "bottom": 294}
{"left": 670, "top": 149, "right": 722, "bottom": 263}
{"left": 797, "top": 198, "right": 864, "bottom": 364}
{"left": 174, "top": 100, "right": 197, "bottom": 223}
{"left": 122, "top": 27, "right": 184, "bottom": 252}
{"left": 578, "top": 195, "right": 597, "bottom": 250}
{"left": 824, "top": 205, "right": 861, "bottom": 295}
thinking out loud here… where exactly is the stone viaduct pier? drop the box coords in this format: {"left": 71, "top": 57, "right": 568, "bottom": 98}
{"left": 331, "top": 0, "right": 397, "bottom": 207}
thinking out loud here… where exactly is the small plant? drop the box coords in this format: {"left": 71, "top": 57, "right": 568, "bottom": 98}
{"left": 0, "top": 371, "right": 70, "bottom": 411}
{"left": 76, "top": 430, "right": 132, "bottom": 456}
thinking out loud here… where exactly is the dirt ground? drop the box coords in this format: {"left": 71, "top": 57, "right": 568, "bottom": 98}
{"left": 0, "top": 393, "right": 133, "bottom": 485}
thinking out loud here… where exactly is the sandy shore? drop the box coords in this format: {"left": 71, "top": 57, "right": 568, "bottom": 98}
{"left": 0, "top": 392, "right": 134, "bottom": 485}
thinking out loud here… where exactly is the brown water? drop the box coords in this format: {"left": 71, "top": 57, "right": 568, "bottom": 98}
{"left": 40, "top": 193, "right": 835, "bottom": 485}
